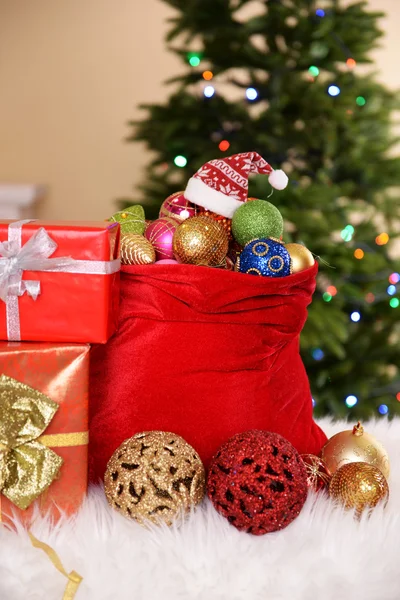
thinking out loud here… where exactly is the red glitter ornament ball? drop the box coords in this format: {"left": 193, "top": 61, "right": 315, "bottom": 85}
{"left": 207, "top": 430, "right": 308, "bottom": 535}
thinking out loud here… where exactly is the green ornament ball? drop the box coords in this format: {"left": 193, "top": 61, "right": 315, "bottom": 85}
{"left": 109, "top": 205, "right": 146, "bottom": 235}
{"left": 231, "top": 199, "right": 284, "bottom": 247}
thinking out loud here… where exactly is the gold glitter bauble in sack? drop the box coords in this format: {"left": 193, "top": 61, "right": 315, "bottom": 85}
{"left": 329, "top": 462, "right": 389, "bottom": 517}
{"left": 120, "top": 233, "right": 156, "bottom": 265}
{"left": 104, "top": 431, "right": 206, "bottom": 525}
{"left": 285, "top": 243, "right": 315, "bottom": 273}
{"left": 172, "top": 216, "right": 229, "bottom": 266}
{"left": 320, "top": 422, "right": 390, "bottom": 479}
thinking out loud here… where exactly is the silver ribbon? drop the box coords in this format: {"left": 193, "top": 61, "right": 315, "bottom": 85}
{"left": 0, "top": 220, "right": 120, "bottom": 340}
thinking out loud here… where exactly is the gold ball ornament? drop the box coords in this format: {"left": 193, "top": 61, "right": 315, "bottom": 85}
{"left": 120, "top": 233, "right": 156, "bottom": 265}
{"left": 173, "top": 216, "right": 229, "bottom": 266}
{"left": 329, "top": 462, "right": 389, "bottom": 517}
{"left": 285, "top": 243, "right": 315, "bottom": 273}
{"left": 104, "top": 431, "right": 206, "bottom": 525}
{"left": 320, "top": 422, "right": 390, "bottom": 479}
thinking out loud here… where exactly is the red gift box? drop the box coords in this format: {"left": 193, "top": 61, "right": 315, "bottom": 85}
{"left": 0, "top": 219, "right": 120, "bottom": 343}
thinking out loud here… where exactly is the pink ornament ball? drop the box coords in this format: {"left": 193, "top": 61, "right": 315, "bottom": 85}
{"left": 156, "top": 259, "right": 178, "bottom": 264}
{"left": 145, "top": 217, "right": 179, "bottom": 260}
{"left": 159, "top": 192, "right": 196, "bottom": 223}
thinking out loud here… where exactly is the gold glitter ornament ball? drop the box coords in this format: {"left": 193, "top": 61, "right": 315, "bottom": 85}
{"left": 329, "top": 462, "right": 389, "bottom": 517}
{"left": 285, "top": 243, "right": 315, "bottom": 273}
{"left": 173, "top": 216, "right": 229, "bottom": 266}
{"left": 104, "top": 431, "right": 206, "bottom": 525}
{"left": 320, "top": 422, "right": 390, "bottom": 479}
{"left": 120, "top": 233, "right": 156, "bottom": 265}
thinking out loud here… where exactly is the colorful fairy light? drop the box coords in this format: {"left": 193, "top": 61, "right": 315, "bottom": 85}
{"left": 365, "top": 292, "right": 375, "bottom": 303}
{"left": 356, "top": 96, "right": 366, "bottom": 106}
{"left": 375, "top": 232, "right": 389, "bottom": 245}
{"left": 346, "top": 58, "right": 356, "bottom": 68}
{"left": 345, "top": 395, "right": 358, "bottom": 408}
{"left": 312, "top": 348, "right": 324, "bottom": 361}
{"left": 387, "top": 285, "right": 396, "bottom": 296}
{"left": 308, "top": 66, "right": 320, "bottom": 77}
{"left": 219, "top": 140, "right": 230, "bottom": 152}
{"left": 341, "top": 225, "right": 354, "bottom": 242}
{"left": 312, "top": 398, "right": 316, "bottom": 407}
{"left": 174, "top": 155, "right": 187, "bottom": 168}
{"left": 245, "top": 87, "right": 258, "bottom": 101}
{"left": 350, "top": 311, "right": 361, "bottom": 322}
{"left": 188, "top": 53, "right": 201, "bottom": 67}
{"left": 202, "top": 70, "right": 213, "bottom": 80}
{"left": 390, "top": 298, "right": 400, "bottom": 308}
{"left": 378, "top": 404, "right": 389, "bottom": 415}
{"left": 327, "top": 285, "right": 337, "bottom": 296}
{"left": 316, "top": 8, "right": 325, "bottom": 17}
{"left": 322, "top": 292, "right": 332, "bottom": 302}
{"left": 354, "top": 248, "right": 364, "bottom": 259}
{"left": 389, "top": 272, "right": 400, "bottom": 284}
{"left": 396, "top": 392, "right": 400, "bottom": 402}
{"left": 328, "top": 85, "right": 341, "bottom": 97}
{"left": 204, "top": 85, "right": 215, "bottom": 98}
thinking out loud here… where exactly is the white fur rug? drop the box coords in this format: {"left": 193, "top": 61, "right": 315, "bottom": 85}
{"left": 1, "top": 418, "right": 400, "bottom": 600}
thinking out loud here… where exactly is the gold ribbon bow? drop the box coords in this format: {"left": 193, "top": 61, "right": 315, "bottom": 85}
{"left": 0, "top": 375, "right": 63, "bottom": 510}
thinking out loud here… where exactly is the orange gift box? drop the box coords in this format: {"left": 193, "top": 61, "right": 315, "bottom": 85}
{"left": 0, "top": 219, "right": 120, "bottom": 343}
{"left": 0, "top": 342, "right": 89, "bottom": 526}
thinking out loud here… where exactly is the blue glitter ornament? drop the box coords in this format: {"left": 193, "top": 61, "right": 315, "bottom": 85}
{"left": 236, "top": 238, "right": 291, "bottom": 277}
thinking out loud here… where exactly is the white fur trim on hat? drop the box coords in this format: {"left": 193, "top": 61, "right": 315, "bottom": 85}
{"left": 268, "top": 170, "right": 288, "bottom": 190}
{"left": 184, "top": 177, "right": 243, "bottom": 219}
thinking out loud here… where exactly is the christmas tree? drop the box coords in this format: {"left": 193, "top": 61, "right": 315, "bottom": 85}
{"left": 127, "top": 0, "right": 400, "bottom": 419}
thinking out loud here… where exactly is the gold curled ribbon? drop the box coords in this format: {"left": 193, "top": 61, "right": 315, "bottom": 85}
{"left": 29, "top": 533, "right": 83, "bottom": 600}
{"left": 0, "top": 375, "right": 63, "bottom": 510}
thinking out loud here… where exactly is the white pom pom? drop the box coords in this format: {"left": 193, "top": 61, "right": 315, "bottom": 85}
{"left": 268, "top": 169, "right": 288, "bottom": 190}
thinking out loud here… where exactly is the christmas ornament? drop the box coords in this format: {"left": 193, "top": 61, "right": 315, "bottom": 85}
{"left": 184, "top": 151, "right": 288, "bottom": 219}
{"left": 232, "top": 199, "right": 284, "bottom": 247}
{"left": 159, "top": 192, "right": 196, "bottom": 222}
{"left": 173, "top": 216, "right": 229, "bottom": 266}
{"left": 320, "top": 422, "right": 390, "bottom": 479}
{"left": 236, "top": 238, "right": 291, "bottom": 277}
{"left": 145, "top": 217, "right": 179, "bottom": 260}
{"left": 120, "top": 234, "right": 156, "bottom": 265}
{"left": 207, "top": 430, "right": 308, "bottom": 535}
{"left": 329, "top": 462, "right": 389, "bottom": 516}
{"left": 195, "top": 207, "right": 233, "bottom": 239}
{"left": 301, "top": 454, "right": 331, "bottom": 492}
{"left": 104, "top": 431, "right": 206, "bottom": 525}
{"left": 109, "top": 205, "right": 146, "bottom": 235}
{"left": 285, "top": 243, "right": 315, "bottom": 273}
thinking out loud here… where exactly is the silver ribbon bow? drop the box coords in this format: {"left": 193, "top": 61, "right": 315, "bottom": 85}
{"left": 0, "top": 220, "right": 120, "bottom": 341}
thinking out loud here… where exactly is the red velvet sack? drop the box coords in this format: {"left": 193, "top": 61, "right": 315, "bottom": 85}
{"left": 89, "top": 262, "right": 327, "bottom": 481}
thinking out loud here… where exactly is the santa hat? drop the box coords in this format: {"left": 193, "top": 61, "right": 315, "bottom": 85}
{"left": 184, "top": 151, "right": 288, "bottom": 219}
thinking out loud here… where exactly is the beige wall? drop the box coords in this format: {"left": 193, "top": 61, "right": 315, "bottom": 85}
{"left": 0, "top": 0, "right": 399, "bottom": 220}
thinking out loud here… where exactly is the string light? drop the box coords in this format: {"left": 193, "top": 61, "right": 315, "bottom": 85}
{"left": 387, "top": 285, "right": 396, "bottom": 296}
{"left": 219, "top": 140, "right": 230, "bottom": 152}
{"left": 396, "top": 392, "right": 400, "bottom": 402}
{"left": 378, "top": 404, "right": 389, "bottom": 415}
{"left": 174, "top": 155, "right": 187, "bottom": 168}
{"left": 345, "top": 395, "right": 358, "bottom": 408}
{"left": 245, "top": 87, "right": 258, "bottom": 101}
{"left": 354, "top": 248, "right": 364, "bottom": 259}
{"left": 312, "top": 398, "right": 316, "bottom": 407}
{"left": 308, "top": 66, "right": 320, "bottom": 77}
{"left": 312, "top": 348, "right": 324, "bottom": 361}
{"left": 204, "top": 85, "right": 215, "bottom": 98}
{"left": 390, "top": 298, "right": 400, "bottom": 308}
{"left": 316, "top": 8, "right": 325, "bottom": 17}
{"left": 350, "top": 311, "right": 361, "bottom": 322}
{"left": 356, "top": 96, "right": 366, "bottom": 106}
{"left": 188, "top": 53, "right": 201, "bottom": 67}
{"left": 322, "top": 292, "right": 332, "bottom": 302}
{"left": 328, "top": 85, "right": 341, "bottom": 97}
{"left": 375, "top": 232, "right": 389, "bottom": 245}
{"left": 341, "top": 225, "right": 354, "bottom": 242}
{"left": 346, "top": 58, "right": 356, "bottom": 68}
{"left": 389, "top": 272, "right": 400, "bottom": 284}
{"left": 202, "top": 70, "right": 213, "bottom": 80}
{"left": 327, "top": 285, "right": 337, "bottom": 296}
{"left": 365, "top": 292, "right": 375, "bottom": 303}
